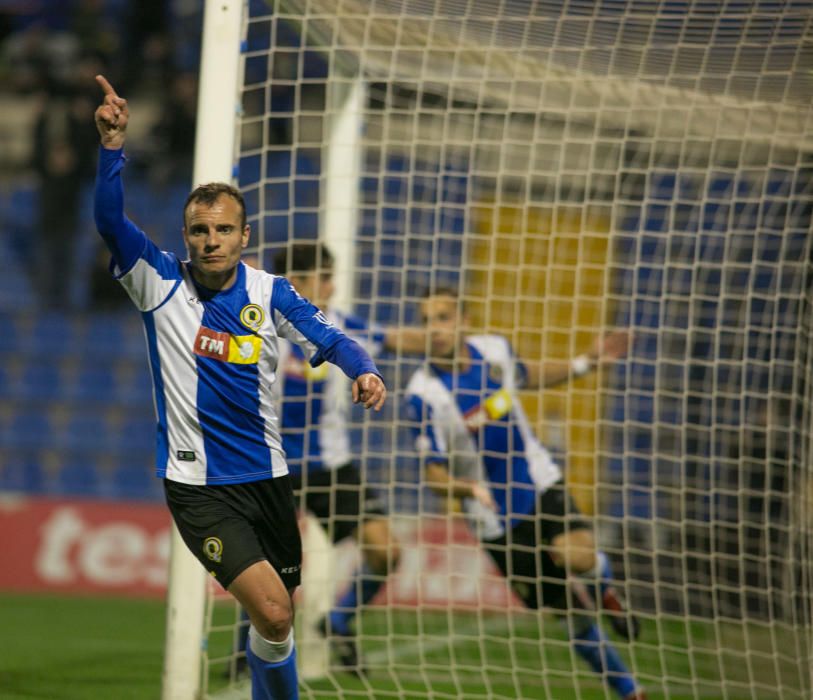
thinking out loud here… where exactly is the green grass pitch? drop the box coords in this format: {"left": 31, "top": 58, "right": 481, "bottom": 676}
{"left": 1, "top": 593, "right": 806, "bottom": 699}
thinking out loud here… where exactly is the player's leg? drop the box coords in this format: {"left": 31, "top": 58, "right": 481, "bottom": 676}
{"left": 229, "top": 562, "right": 299, "bottom": 700}
{"left": 537, "top": 486, "right": 644, "bottom": 699}
{"left": 544, "top": 485, "right": 640, "bottom": 641}
{"left": 319, "top": 463, "right": 399, "bottom": 674}
{"left": 329, "top": 516, "right": 400, "bottom": 634}
{"left": 163, "top": 477, "right": 302, "bottom": 700}
{"left": 559, "top": 609, "right": 647, "bottom": 700}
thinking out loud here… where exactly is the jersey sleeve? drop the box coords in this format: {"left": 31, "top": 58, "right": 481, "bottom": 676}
{"left": 470, "top": 334, "right": 528, "bottom": 390}
{"left": 94, "top": 146, "right": 183, "bottom": 311}
{"left": 404, "top": 393, "right": 448, "bottom": 464}
{"left": 341, "top": 313, "right": 387, "bottom": 357}
{"left": 271, "top": 276, "right": 380, "bottom": 380}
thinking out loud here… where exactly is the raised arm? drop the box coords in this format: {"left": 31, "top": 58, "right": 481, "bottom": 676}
{"left": 523, "top": 329, "right": 632, "bottom": 389}
{"left": 94, "top": 74, "right": 129, "bottom": 150}
{"left": 92, "top": 74, "right": 147, "bottom": 273}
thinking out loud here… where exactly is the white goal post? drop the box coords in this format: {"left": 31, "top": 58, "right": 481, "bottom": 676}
{"left": 161, "top": 2, "right": 245, "bottom": 698}
{"left": 165, "top": 2, "right": 813, "bottom": 699}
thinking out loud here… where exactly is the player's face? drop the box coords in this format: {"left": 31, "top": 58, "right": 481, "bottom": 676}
{"left": 421, "top": 294, "right": 462, "bottom": 360}
{"left": 183, "top": 194, "right": 249, "bottom": 287}
{"left": 289, "top": 268, "right": 335, "bottom": 309}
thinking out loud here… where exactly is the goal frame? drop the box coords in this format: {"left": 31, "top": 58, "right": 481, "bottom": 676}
{"left": 161, "top": 2, "right": 244, "bottom": 698}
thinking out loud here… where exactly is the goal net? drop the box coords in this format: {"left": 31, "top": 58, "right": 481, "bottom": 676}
{"left": 170, "top": 1, "right": 813, "bottom": 698}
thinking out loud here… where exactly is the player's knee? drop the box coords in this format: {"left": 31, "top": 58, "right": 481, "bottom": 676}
{"left": 363, "top": 541, "right": 399, "bottom": 574}
{"left": 361, "top": 519, "right": 400, "bottom": 574}
{"left": 551, "top": 531, "right": 596, "bottom": 573}
{"left": 567, "top": 548, "right": 597, "bottom": 574}
{"left": 252, "top": 597, "right": 294, "bottom": 641}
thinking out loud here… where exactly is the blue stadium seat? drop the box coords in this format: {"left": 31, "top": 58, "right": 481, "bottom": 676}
{"left": 83, "top": 313, "right": 124, "bottom": 350}
{"left": 60, "top": 413, "right": 112, "bottom": 452}
{"left": 66, "top": 363, "right": 118, "bottom": 403}
{"left": 111, "top": 459, "right": 160, "bottom": 501}
{"left": 17, "top": 362, "right": 64, "bottom": 401}
{"left": 83, "top": 313, "right": 138, "bottom": 358}
{"left": 3, "top": 409, "right": 51, "bottom": 450}
{"left": 26, "top": 313, "right": 77, "bottom": 354}
{"left": 0, "top": 314, "right": 19, "bottom": 353}
{"left": 0, "top": 454, "right": 44, "bottom": 493}
{"left": 119, "top": 365, "right": 155, "bottom": 405}
{"left": 117, "top": 415, "right": 155, "bottom": 452}
{"left": 57, "top": 460, "right": 100, "bottom": 497}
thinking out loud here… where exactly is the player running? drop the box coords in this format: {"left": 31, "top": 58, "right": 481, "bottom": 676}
{"left": 93, "top": 75, "right": 386, "bottom": 700}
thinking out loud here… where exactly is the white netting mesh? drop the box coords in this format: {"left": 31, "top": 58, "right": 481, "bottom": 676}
{"left": 199, "top": 1, "right": 813, "bottom": 698}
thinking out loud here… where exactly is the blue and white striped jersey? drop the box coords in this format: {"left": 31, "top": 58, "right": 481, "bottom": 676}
{"left": 276, "top": 311, "right": 385, "bottom": 474}
{"left": 405, "top": 335, "right": 561, "bottom": 540}
{"left": 94, "top": 147, "right": 380, "bottom": 486}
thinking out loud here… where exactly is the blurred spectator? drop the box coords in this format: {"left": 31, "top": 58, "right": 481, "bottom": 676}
{"left": 69, "top": 0, "right": 121, "bottom": 78}
{"left": 1, "top": 21, "right": 79, "bottom": 94}
{"left": 29, "top": 80, "right": 97, "bottom": 309}
{"left": 121, "top": 0, "right": 171, "bottom": 95}
{"left": 147, "top": 71, "right": 197, "bottom": 186}
{"left": 88, "top": 240, "right": 130, "bottom": 309}
{"left": 0, "top": 1, "right": 72, "bottom": 46}
{"left": 169, "top": 0, "right": 203, "bottom": 76}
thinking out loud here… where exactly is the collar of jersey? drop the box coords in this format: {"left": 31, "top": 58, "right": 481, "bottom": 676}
{"left": 186, "top": 260, "right": 246, "bottom": 301}
{"left": 429, "top": 341, "right": 483, "bottom": 380}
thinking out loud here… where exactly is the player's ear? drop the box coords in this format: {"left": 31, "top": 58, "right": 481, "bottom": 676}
{"left": 241, "top": 224, "right": 250, "bottom": 248}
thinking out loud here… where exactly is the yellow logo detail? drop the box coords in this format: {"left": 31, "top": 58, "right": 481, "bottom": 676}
{"left": 228, "top": 335, "right": 262, "bottom": 364}
{"left": 303, "top": 362, "right": 329, "bottom": 381}
{"left": 483, "top": 389, "right": 512, "bottom": 420}
{"left": 203, "top": 537, "right": 223, "bottom": 563}
{"left": 239, "top": 303, "right": 265, "bottom": 330}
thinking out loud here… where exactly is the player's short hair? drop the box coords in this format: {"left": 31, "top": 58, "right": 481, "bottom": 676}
{"left": 184, "top": 183, "right": 247, "bottom": 229}
{"left": 272, "top": 242, "right": 334, "bottom": 275}
{"left": 420, "top": 284, "right": 468, "bottom": 317}
{"left": 421, "top": 285, "right": 460, "bottom": 300}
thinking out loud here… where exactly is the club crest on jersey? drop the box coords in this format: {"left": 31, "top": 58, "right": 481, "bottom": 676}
{"left": 194, "top": 326, "right": 262, "bottom": 364}
{"left": 463, "top": 389, "right": 513, "bottom": 432}
{"left": 203, "top": 537, "right": 223, "bottom": 563}
{"left": 239, "top": 303, "right": 265, "bottom": 331}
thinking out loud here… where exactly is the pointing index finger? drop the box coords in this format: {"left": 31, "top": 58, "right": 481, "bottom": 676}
{"left": 95, "top": 74, "right": 117, "bottom": 98}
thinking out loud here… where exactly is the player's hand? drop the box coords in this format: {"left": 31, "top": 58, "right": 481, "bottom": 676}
{"left": 591, "top": 329, "right": 632, "bottom": 364}
{"left": 94, "top": 74, "right": 129, "bottom": 149}
{"left": 471, "top": 482, "right": 497, "bottom": 512}
{"left": 352, "top": 372, "right": 387, "bottom": 411}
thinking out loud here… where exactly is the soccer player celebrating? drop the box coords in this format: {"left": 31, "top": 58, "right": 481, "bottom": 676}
{"left": 92, "top": 75, "right": 386, "bottom": 700}
{"left": 405, "top": 288, "right": 646, "bottom": 700}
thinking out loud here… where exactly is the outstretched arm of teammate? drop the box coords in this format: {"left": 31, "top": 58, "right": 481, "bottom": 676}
{"left": 383, "top": 327, "right": 427, "bottom": 355}
{"left": 94, "top": 74, "right": 128, "bottom": 150}
{"left": 523, "top": 329, "right": 632, "bottom": 389}
{"left": 425, "top": 461, "right": 497, "bottom": 511}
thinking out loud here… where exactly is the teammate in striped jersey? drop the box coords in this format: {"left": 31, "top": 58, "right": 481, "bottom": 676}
{"left": 405, "top": 289, "right": 647, "bottom": 700}
{"left": 93, "top": 75, "right": 386, "bottom": 700}
{"left": 273, "top": 243, "right": 425, "bottom": 674}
